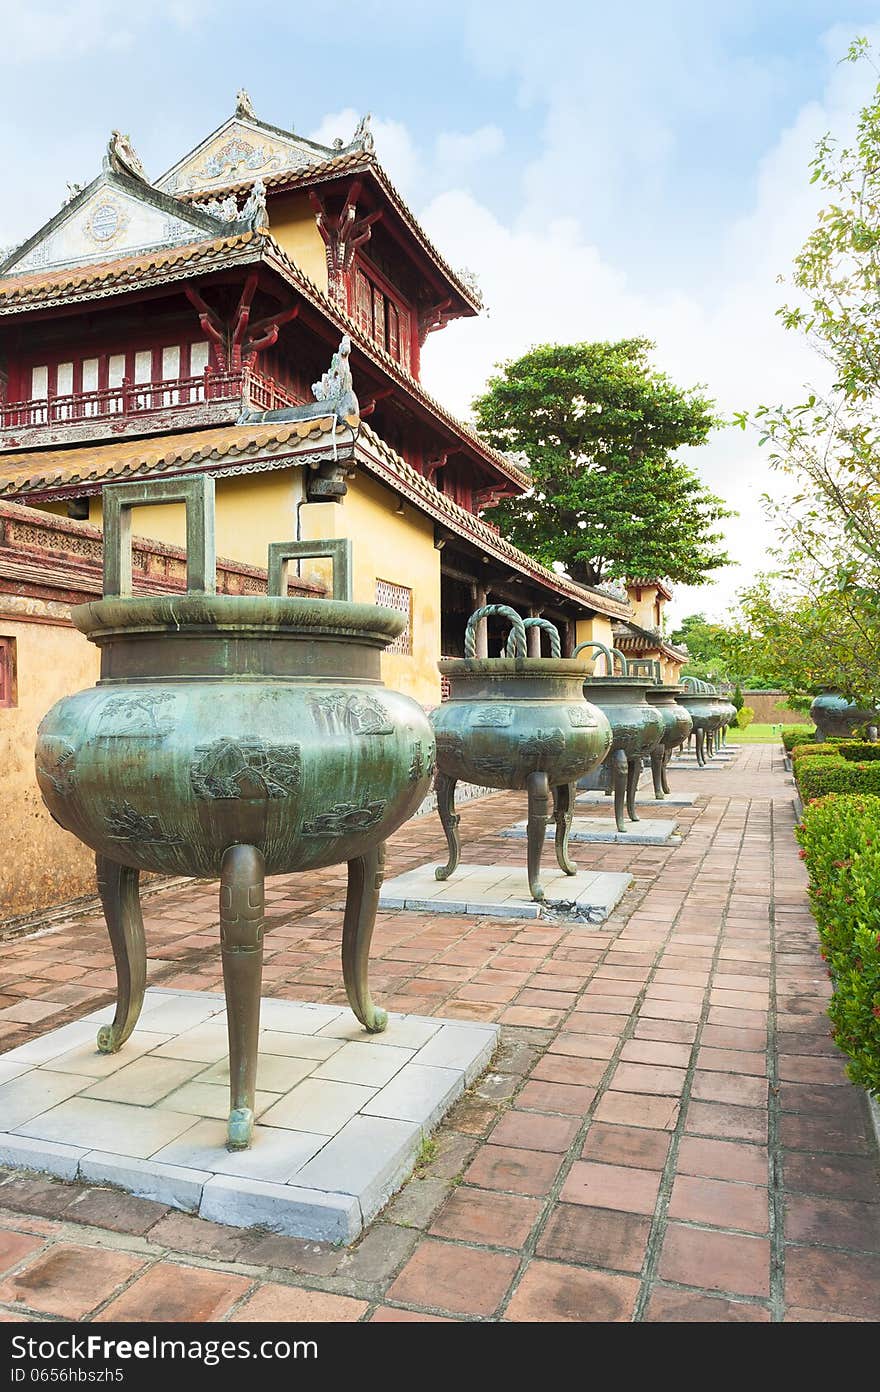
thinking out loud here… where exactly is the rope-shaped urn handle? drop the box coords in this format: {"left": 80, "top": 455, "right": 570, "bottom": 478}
{"left": 568, "top": 637, "right": 629, "bottom": 676}
{"left": 464, "top": 604, "right": 527, "bottom": 659}
{"left": 504, "top": 616, "right": 562, "bottom": 658}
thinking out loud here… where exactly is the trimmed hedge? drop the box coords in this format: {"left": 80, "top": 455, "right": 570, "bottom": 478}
{"left": 839, "top": 741, "right": 880, "bottom": 762}
{"left": 796, "top": 755, "right": 880, "bottom": 802}
{"left": 782, "top": 726, "right": 817, "bottom": 751}
{"left": 796, "top": 794, "right": 880, "bottom": 1095}
{"left": 791, "top": 743, "right": 838, "bottom": 764}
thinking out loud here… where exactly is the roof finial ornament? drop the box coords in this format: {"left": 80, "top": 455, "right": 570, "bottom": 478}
{"left": 235, "top": 88, "right": 256, "bottom": 120}
{"left": 352, "top": 113, "right": 374, "bottom": 152}
{"left": 105, "top": 130, "right": 149, "bottom": 183}
{"left": 240, "top": 177, "right": 267, "bottom": 230}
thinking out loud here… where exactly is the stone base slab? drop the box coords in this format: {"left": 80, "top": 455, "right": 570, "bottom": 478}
{"left": 379, "top": 862, "right": 632, "bottom": 922}
{"left": 502, "top": 817, "right": 681, "bottom": 846}
{"left": 0, "top": 989, "right": 498, "bottom": 1244}
{"left": 577, "top": 790, "right": 696, "bottom": 807}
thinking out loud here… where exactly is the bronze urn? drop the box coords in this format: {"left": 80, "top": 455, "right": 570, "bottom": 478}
{"left": 575, "top": 643, "right": 664, "bottom": 831}
{"left": 35, "top": 477, "right": 434, "bottom": 1149}
{"left": 430, "top": 607, "right": 611, "bottom": 901}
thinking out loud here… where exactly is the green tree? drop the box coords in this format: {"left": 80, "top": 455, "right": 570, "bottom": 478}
{"left": 473, "top": 338, "right": 732, "bottom": 587}
{"left": 734, "top": 38, "right": 880, "bottom": 705}
{"left": 668, "top": 613, "right": 754, "bottom": 684}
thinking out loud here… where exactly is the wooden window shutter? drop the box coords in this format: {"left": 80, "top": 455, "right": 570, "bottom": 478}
{"left": 387, "top": 302, "right": 400, "bottom": 361}
{"left": 372, "top": 286, "right": 386, "bottom": 351}
{"left": 356, "top": 272, "right": 373, "bottom": 337}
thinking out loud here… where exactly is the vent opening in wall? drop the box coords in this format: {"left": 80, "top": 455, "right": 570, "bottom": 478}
{"left": 375, "top": 580, "right": 412, "bottom": 655}
{"left": 0, "top": 637, "right": 17, "bottom": 708}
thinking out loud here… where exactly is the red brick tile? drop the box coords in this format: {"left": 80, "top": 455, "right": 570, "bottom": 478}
{"left": 537, "top": 1203, "right": 649, "bottom": 1274}
{"left": 677, "top": 1136, "right": 768, "bottom": 1185}
{"left": 633, "top": 1018, "right": 698, "bottom": 1044}
{"left": 499, "top": 1006, "right": 565, "bottom": 1029}
{"left": 581, "top": 1123, "right": 671, "bottom": 1170}
{"left": 619, "top": 1039, "right": 692, "bottom": 1068}
{"left": 464, "top": 1144, "right": 562, "bottom": 1197}
{"left": 387, "top": 1239, "right": 518, "bottom": 1317}
{"left": 429, "top": 1188, "right": 541, "bottom": 1248}
{"left": 697, "top": 1047, "right": 767, "bottom": 1076}
{"left": 668, "top": 1175, "right": 769, "bottom": 1234}
{"left": 516, "top": 1079, "right": 596, "bottom": 1115}
{"left": 505, "top": 1260, "right": 638, "bottom": 1322}
{"left": 489, "top": 1109, "right": 580, "bottom": 1153}
{"left": 549, "top": 1032, "right": 617, "bottom": 1059}
{"left": 706, "top": 1005, "right": 767, "bottom": 1030}
{"left": 561, "top": 1161, "right": 660, "bottom": 1216}
{"left": 572, "top": 993, "right": 634, "bottom": 1015}
{"left": 781, "top": 1151, "right": 880, "bottom": 1201}
{"left": 96, "top": 1262, "right": 251, "bottom": 1322}
{"left": 611, "top": 1061, "right": 688, "bottom": 1096}
{"left": 690, "top": 1072, "right": 768, "bottom": 1107}
{"left": 644, "top": 1287, "right": 770, "bottom": 1321}
{"left": 564, "top": 1012, "right": 627, "bottom": 1036}
{"left": 232, "top": 1284, "right": 366, "bottom": 1321}
{"left": 686, "top": 1100, "right": 767, "bottom": 1143}
{"left": 0, "top": 1230, "right": 44, "bottom": 1276}
{"left": 785, "top": 1195, "right": 880, "bottom": 1252}
{"left": 0, "top": 1245, "right": 146, "bottom": 1319}
{"left": 593, "top": 1091, "right": 679, "bottom": 1131}
{"left": 659, "top": 1224, "right": 770, "bottom": 1298}
{"left": 779, "top": 1113, "right": 871, "bottom": 1154}
{"left": 639, "top": 998, "right": 702, "bottom": 1023}
{"left": 784, "top": 1246, "right": 880, "bottom": 1319}
{"left": 783, "top": 1306, "right": 869, "bottom": 1322}
{"left": 700, "top": 1025, "right": 766, "bottom": 1051}
{"left": 777, "top": 1054, "right": 849, "bottom": 1085}
{"left": 529, "top": 1054, "right": 607, "bottom": 1086}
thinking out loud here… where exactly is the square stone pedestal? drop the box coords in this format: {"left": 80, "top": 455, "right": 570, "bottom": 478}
{"left": 502, "top": 817, "right": 681, "bottom": 846}
{"left": 379, "top": 862, "right": 632, "bottom": 921}
{"left": 0, "top": 990, "right": 497, "bottom": 1244}
{"left": 577, "top": 790, "right": 696, "bottom": 808}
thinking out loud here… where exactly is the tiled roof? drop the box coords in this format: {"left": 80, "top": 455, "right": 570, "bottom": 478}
{"left": 0, "top": 232, "right": 262, "bottom": 313}
{"left": 0, "top": 416, "right": 356, "bottom": 498}
{"left": 357, "top": 423, "right": 631, "bottom": 622}
{"left": 0, "top": 225, "right": 525, "bottom": 494}
{"left": 176, "top": 151, "right": 481, "bottom": 313}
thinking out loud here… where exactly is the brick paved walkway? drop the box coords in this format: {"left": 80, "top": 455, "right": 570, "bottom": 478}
{"left": 0, "top": 742, "right": 877, "bottom": 1321}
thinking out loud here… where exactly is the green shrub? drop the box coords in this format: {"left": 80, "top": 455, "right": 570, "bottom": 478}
{"left": 732, "top": 684, "right": 744, "bottom": 712}
{"left": 796, "top": 755, "right": 880, "bottom": 802}
{"left": 782, "top": 726, "right": 817, "bottom": 750}
{"left": 839, "top": 741, "right": 880, "bottom": 762}
{"left": 796, "top": 794, "right": 880, "bottom": 1095}
{"left": 791, "top": 743, "right": 838, "bottom": 763}
{"left": 736, "top": 705, "right": 755, "bottom": 729}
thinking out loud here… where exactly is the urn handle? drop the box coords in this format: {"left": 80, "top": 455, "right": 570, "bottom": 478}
{"left": 266, "top": 539, "right": 353, "bottom": 601}
{"left": 464, "top": 604, "right": 526, "bottom": 659}
{"left": 102, "top": 475, "right": 216, "bottom": 598}
{"left": 504, "top": 617, "right": 561, "bottom": 658}
{"left": 572, "top": 639, "right": 614, "bottom": 674}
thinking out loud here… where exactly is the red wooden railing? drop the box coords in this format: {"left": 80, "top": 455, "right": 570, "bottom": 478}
{"left": 0, "top": 368, "right": 300, "bottom": 431}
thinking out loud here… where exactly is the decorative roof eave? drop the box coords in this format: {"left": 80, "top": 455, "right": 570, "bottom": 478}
{"left": 0, "top": 227, "right": 526, "bottom": 496}
{"left": 614, "top": 622, "right": 687, "bottom": 664}
{"left": 0, "top": 415, "right": 357, "bottom": 501}
{"left": 356, "top": 422, "right": 631, "bottom": 622}
{"left": 256, "top": 238, "right": 528, "bottom": 493}
{"left": 0, "top": 231, "right": 266, "bottom": 315}
{"left": 627, "top": 577, "right": 674, "bottom": 602}
{"left": 176, "top": 150, "right": 481, "bottom": 316}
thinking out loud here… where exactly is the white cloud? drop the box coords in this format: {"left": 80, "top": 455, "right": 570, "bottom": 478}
{"left": 434, "top": 124, "right": 505, "bottom": 175}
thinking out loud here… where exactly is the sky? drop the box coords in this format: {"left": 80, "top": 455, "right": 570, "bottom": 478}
{"left": 3, "top": 0, "right": 879, "bottom": 623}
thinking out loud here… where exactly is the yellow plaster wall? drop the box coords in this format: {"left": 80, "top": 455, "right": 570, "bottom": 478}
{"left": 301, "top": 472, "right": 441, "bottom": 708}
{"left": 627, "top": 584, "right": 664, "bottom": 630}
{"left": 267, "top": 193, "right": 328, "bottom": 292}
{"left": 0, "top": 613, "right": 99, "bottom": 919}
{"left": 574, "top": 615, "right": 615, "bottom": 670}
{"left": 87, "top": 470, "right": 304, "bottom": 572}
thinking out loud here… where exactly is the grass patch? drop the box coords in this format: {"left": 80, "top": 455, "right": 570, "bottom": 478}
{"left": 726, "top": 723, "right": 808, "bottom": 744}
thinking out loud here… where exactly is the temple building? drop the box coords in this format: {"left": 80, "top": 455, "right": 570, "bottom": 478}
{"left": 0, "top": 95, "right": 664, "bottom": 919}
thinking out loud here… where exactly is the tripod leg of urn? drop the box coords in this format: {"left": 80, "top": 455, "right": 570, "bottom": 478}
{"left": 695, "top": 727, "right": 706, "bottom": 767}
{"left": 661, "top": 746, "right": 672, "bottom": 796}
{"left": 526, "top": 769, "right": 550, "bottom": 900}
{"left": 342, "top": 840, "right": 388, "bottom": 1034}
{"left": 611, "top": 748, "right": 628, "bottom": 832}
{"left": 434, "top": 772, "right": 461, "bottom": 881}
{"left": 96, "top": 855, "right": 146, "bottom": 1055}
{"left": 626, "top": 757, "right": 641, "bottom": 821}
{"left": 650, "top": 747, "right": 666, "bottom": 800}
{"left": 552, "top": 780, "right": 577, "bottom": 875}
{"left": 220, "top": 843, "right": 265, "bottom": 1151}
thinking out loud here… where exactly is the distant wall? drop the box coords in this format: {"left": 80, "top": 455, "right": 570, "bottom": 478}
{"left": 742, "top": 691, "right": 810, "bottom": 724}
